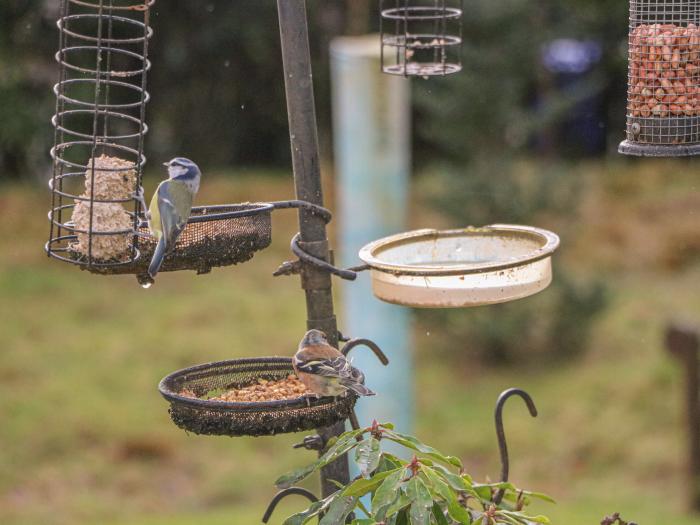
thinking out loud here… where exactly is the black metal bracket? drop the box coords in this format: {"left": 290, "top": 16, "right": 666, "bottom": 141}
{"left": 262, "top": 487, "right": 319, "bottom": 524}
{"left": 341, "top": 338, "right": 390, "bottom": 366}
{"left": 493, "top": 388, "right": 538, "bottom": 505}
{"left": 269, "top": 200, "right": 369, "bottom": 282}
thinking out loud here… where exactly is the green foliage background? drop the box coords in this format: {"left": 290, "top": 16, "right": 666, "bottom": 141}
{"left": 1, "top": 0, "right": 628, "bottom": 179}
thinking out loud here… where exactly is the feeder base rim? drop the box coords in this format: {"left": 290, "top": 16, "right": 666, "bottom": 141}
{"left": 618, "top": 140, "right": 700, "bottom": 157}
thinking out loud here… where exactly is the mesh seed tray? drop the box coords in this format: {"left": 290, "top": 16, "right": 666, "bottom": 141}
{"left": 47, "top": 203, "right": 272, "bottom": 279}
{"left": 159, "top": 357, "right": 357, "bottom": 437}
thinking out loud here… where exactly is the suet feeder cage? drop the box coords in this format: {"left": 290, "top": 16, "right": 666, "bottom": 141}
{"left": 159, "top": 357, "right": 357, "bottom": 437}
{"left": 47, "top": 0, "right": 271, "bottom": 283}
{"left": 619, "top": 0, "right": 700, "bottom": 156}
{"left": 358, "top": 225, "right": 560, "bottom": 308}
{"left": 380, "top": 0, "right": 463, "bottom": 77}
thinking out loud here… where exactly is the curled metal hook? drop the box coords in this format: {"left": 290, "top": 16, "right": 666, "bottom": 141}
{"left": 493, "top": 388, "right": 538, "bottom": 505}
{"left": 290, "top": 233, "right": 358, "bottom": 281}
{"left": 262, "top": 487, "right": 319, "bottom": 523}
{"left": 341, "top": 338, "right": 390, "bottom": 366}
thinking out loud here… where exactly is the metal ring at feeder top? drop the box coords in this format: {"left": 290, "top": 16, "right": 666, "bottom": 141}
{"left": 381, "top": 6, "right": 463, "bottom": 21}
{"left": 58, "top": 14, "right": 154, "bottom": 44}
{"left": 68, "top": 0, "right": 156, "bottom": 11}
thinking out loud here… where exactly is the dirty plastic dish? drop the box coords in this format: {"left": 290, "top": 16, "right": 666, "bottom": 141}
{"left": 358, "top": 225, "right": 560, "bottom": 308}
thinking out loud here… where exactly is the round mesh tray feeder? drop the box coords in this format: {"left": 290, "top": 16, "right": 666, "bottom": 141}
{"left": 620, "top": 0, "right": 700, "bottom": 156}
{"left": 48, "top": 203, "right": 273, "bottom": 282}
{"left": 159, "top": 357, "right": 357, "bottom": 437}
{"left": 380, "top": 0, "right": 463, "bottom": 77}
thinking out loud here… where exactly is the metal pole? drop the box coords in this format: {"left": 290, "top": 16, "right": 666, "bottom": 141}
{"left": 330, "top": 35, "right": 413, "bottom": 439}
{"left": 276, "top": 0, "right": 349, "bottom": 498}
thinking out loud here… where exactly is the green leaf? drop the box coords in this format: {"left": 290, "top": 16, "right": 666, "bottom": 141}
{"left": 276, "top": 428, "right": 365, "bottom": 489}
{"left": 275, "top": 463, "right": 317, "bottom": 490}
{"left": 430, "top": 464, "right": 470, "bottom": 492}
{"left": 351, "top": 520, "right": 377, "bottom": 525}
{"left": 500, "top": 510, "right": 551, "bottom": 523}
{"left": 383, "top": 430, "right": 463, "bottom": 469}
{"left": 383, "top": 492, "right": 411, "bottom": 520}
{"left": 342, "top": 468, "right": 399, "bottom": 497}
{"left": 379, "top": 422, "right": 395, "bottom": 430}
{"left": 282, "top": 494, "right": 336, "bottom": 525}
{"left": 355, "top": 437, "right": 382, "bottom": 478}
{"left": 520, "top": 490, "right": 556, "bottom": 504}
{"left": 319, "top": 495, "right": 356, "bottom": 525}
{"left": 379, "top": 452, "right": 408, "bottom": 471}
{"left": 422, "top": 467, "right": 471, "bottom": 525}
{"left": 409, "top": 502, "right": 432, "bottom": 525}
{"left": 432, "top": 502, "right": 450, "bottom": 525}
{"left": 372, "top": 468, "right": 408, "bottom": 519}
{"left": 406, "top": 476, "right": 433, "bottom": 510}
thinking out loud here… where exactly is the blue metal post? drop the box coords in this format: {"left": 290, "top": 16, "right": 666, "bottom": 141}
{"left": 330, "top": 35, "right": 413, "bottom": 436}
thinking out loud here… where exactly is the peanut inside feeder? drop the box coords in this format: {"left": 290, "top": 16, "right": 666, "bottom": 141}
{"left": 625, "top": 18, "right": 700, "bottom": 146}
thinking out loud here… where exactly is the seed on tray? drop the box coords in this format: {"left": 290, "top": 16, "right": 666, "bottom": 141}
{"left": 180, "top": 376, "right": 309, "bottom": 403}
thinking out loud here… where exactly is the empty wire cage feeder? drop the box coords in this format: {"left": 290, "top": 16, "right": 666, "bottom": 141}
{"left": 47, "top": 0, "right": 272, "bottom": 281}
{"left": 619, "top": 0, "right": 700, "bottom": 156}
{"left": 380, "top": 0, "right": 463, "bottom": 77}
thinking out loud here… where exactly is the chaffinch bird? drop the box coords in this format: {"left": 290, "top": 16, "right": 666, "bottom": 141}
{"left": 293, "top": 329, "right": 375, "bottom": 398}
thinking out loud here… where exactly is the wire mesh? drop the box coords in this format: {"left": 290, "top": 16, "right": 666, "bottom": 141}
{"left": 47, "top": 203, "right": 273, "bottom": 283}
{"left": 48, "top": 0, "right": 153, "bottom": 266}
{"left": 159, "top": 357, "right": 357, "bottom": 437}
{"left": 380, "top": 0, "right": 463, "bottom": 77}
{"left": 621, "top": 0, "right": 700, "bottom": 155}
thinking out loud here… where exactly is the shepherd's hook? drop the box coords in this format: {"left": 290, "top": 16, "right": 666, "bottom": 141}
{"left": 493, "top": 388, "right": 538, "bottom": 505}
{"left": 262, "top": 487, "right": 319, "bottom": 523}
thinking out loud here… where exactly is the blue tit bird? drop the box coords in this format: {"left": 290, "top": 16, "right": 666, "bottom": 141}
{"left": 138, "top": 158, "right": 201, "bottom": 280}
{"left": 293, "top": 329, "right": 375, "bottom": 398}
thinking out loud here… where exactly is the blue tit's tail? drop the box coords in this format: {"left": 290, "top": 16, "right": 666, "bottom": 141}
{"left": 148, "top": 237, "right": 167, "bottom": 279}
{"left": 341, "top": 379, "right": 375, "bottom": 397}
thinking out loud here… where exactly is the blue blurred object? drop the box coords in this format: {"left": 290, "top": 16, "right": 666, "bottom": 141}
{"left": 330, "top": 35, "right": 414, "bottom": 440}
{"left": 537, "top": 38, "right": 606, "bottom": 156}
{"left": 542, "top": 39, "right": 602, "bottom": 74}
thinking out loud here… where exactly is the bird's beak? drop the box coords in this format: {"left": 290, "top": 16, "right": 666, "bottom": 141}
{"left": 163, "top": 162, "right": 170, "bottom": 167}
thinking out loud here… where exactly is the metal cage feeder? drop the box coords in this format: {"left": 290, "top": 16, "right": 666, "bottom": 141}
{"left": 380, "top": 0, "right": 463, "bottom": 77}
{"left": 47, "top": 0, "right": 271, "bottom": 283}
{"left": 619, "top": 0, "right": 700, "bottom": 156}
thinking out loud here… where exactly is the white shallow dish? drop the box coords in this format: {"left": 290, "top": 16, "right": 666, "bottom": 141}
{"left": 358, "top": 225, "right": 560, "bottom": 308}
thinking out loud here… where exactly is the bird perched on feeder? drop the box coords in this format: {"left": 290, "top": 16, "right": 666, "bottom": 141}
{"left": 135, "top": 157, "right": 201, "bottom": 282}
{"left": 293, "top": 329, "right": 375, "bottom": 398}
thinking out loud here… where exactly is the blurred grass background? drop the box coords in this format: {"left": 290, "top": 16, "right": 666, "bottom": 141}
{"left": 1, "top": 161, "right": 699, "bottom": 524}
